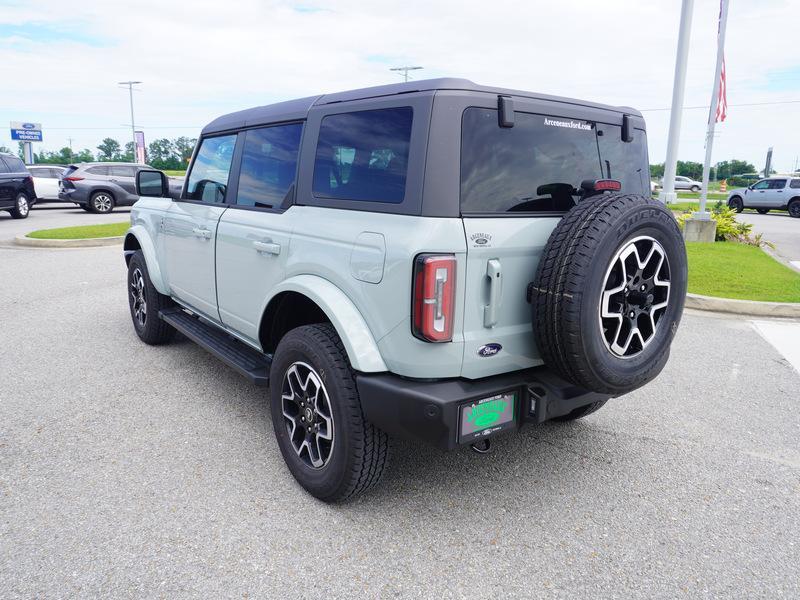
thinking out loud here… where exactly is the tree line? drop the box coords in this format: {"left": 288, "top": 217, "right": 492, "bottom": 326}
{"left": 2, "top": 136, "right": 198, "bottom": 171}
{"left": 649, "top": 159, "right": 758, "bottom": 181}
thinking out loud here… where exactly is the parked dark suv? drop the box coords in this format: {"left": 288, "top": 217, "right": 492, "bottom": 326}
{"left": 59, "top": 162, "right": 156, "bottom": 213}
{"left": 0, "top": 153, "right": 36, "bottom": 219}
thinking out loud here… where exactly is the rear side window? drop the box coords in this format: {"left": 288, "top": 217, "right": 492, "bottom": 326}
{"left": 185, "top": 134, "right": 237, "bottom": 203}
{"left": 236, "top": 123, "right": 302, "bottom": 209}
{"left": 791, "top": 179, "right": 800, "bottom": 189}
{"left": 109, "top": 166, "right": 136, "bottom": 177}
{"left": 3, "top": 156, "right": 26, "bottom": 172}
{"left": 0, "top": 158, "right": 9, "bottom": 173}
{"left": 768, "top": 179, "right": 786, "bottom": 189}
{"left": 86, "top": 166, "right": 109, "bottom": 175}
{"left": 313, "top": 107, "right": 412, "bottom": 204}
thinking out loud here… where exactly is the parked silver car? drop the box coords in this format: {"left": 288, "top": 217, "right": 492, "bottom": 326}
{"left": 673, "top": 175, "right": 702, "bottom": 192}
{"left": 727, "top": 177, "right": 800, "bottom": 216}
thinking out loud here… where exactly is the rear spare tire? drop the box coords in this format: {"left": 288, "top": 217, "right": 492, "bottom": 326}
{"left": 531, "top": 193, "right": 687, "bottom": 395}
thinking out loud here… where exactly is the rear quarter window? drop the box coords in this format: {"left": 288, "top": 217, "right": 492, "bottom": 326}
{"left": 2, "top": 156, "right": 27, "bottom": 172}
{"left": 312, "top": 107, "right": 413, "bottom": 204}
{"left": 791, "top": 179, "right": 800, "bottom": 189}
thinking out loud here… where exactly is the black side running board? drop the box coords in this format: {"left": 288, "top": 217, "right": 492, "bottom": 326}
{"left": 159, "top": 308, "right": 271, "bottom": 386}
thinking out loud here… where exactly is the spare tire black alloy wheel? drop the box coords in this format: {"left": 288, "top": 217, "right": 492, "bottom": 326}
{"left": 599, "top": 236, "right": 670, "bottom": 358}
{"left": 531, "top": 193, "right": 687, "bottom": 396}
{"left": 281, "top": 361, "right": 335, "bottom": 469}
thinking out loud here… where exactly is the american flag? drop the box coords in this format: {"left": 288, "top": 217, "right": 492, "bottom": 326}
{"left": 715, "top": 2, "right": 728, "bottom": 122}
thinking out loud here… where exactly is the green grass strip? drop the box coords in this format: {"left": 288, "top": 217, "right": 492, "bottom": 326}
{"left": 26, "top": 222, "right": 129, "bottom": 240}
{"left": 686, "top": 242, "right": 800, "bottom": 303}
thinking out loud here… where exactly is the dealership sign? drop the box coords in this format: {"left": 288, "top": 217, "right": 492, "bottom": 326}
{"left": 10, "top": 121, "right": 43, "bottom": 142}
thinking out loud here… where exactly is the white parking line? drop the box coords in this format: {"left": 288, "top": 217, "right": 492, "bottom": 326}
{"left": 751, "top": 320, "right": 800, "bottom": 374}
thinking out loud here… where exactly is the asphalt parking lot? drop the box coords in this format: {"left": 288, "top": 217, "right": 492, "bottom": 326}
{"left": 738, "top": 211, "right": 800, "bottom": 269}
{"left": 2, "top": 210, "right": 799, "bottom": 598}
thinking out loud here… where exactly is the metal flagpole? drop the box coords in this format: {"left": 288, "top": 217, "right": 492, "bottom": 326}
{"left": 697, "top": 0, "right": 730, "bottom": 218}
{"left": 659, "top": 0, "right": 695, "bottom": 206}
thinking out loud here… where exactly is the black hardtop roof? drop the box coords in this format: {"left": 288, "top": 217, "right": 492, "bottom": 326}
{"left": 201, "top": 78, "right": 642, "bottom": 135}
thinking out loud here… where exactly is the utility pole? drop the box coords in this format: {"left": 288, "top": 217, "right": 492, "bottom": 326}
{"left": 67, "top": 137, "right": 74, "bottom": 161}
{"left": 118, "top": 81, "right": 142, "bottom": 163}
{"left": 390, "top": 66, "right": 423, "bottom": 82}
{"left": 659, "top": 0, "right": 694, "bottom": 206}
{"left": 697, "top": 0, "right": 730, "bottom": 218}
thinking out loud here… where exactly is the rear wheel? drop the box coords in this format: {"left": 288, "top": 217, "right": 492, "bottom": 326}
{"left": 789, "top": 200, "right": 800, "bottom": 218}
{"left": 756, "top": 208, "right": 770, "bottom": 215}
{"left": 531, "top": 193, "right": 687, "bottom": 395}
{"left": 10, "top": 193, "right": 30, "bottom": 219}
{"left": 270, "top": 324, "right": 388, "bottom": 502}
{"left": 728, "top": 196, "right": 744, "bottom": 213}
{"left": 88, "top": 191, "right": 115, "bottom": 213}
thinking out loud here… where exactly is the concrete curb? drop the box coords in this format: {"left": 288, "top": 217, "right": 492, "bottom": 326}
{"left": 686, "top": 292, "right": 800, "bottom": 319}
{"left": 13, "top": 234, "right": 123, "bottom": 248}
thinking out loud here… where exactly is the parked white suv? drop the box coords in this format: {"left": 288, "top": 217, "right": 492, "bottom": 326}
{"left": 124, "top": 79, "right": 687, "bottom": 501}
{"left": 727, "top": 177, "right": 800, "bottom": 216}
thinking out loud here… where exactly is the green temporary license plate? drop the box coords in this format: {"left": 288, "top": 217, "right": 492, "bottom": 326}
{"left": 458, "top": 391, "right": 516, "bottom": 444}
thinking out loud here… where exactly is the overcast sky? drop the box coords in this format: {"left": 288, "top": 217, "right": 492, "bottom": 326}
{"left": 1, "top": 0, "right": 798, "bottom": 173}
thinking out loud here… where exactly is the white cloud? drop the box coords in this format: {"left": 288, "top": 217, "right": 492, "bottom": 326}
{"left": 1, "top": 0, "right": 798, "bottom": 172}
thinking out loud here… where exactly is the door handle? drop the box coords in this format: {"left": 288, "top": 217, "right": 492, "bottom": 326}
{"left": 253, "top": 240, "right": 281, "bottom": 255}
{"left": 192, "top": 227, "right": 212, "bottom": 239}
{"left": 483, "top": 258, "right": 502, "bottom": 328}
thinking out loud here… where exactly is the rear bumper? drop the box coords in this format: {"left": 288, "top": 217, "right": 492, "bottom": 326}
{"left": 356, "top": 367, "right": 610, "bottom": 450}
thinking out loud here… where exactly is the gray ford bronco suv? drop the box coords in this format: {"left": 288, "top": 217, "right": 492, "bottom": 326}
{"left": 124, "top": 79, "right": 686, "bottom": 502}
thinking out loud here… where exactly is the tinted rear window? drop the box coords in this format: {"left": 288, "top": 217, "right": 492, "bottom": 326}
{"left": 2, "top": 155, "right": 26, "bottom": 172}
{"left": 313, "top": 107, "right": 412, "bottom": 204}
{"left": 109, "top": 166, "right": 136, "bottom": 177}
{"left": 461, "top": 108, "right": 648, "bottom": 214}
{"left": 791, "top": 179, "right": 800, "bottom": 189}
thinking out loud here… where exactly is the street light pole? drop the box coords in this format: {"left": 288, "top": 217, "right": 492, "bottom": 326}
{"left": 119, "top": 81, "right": 142, "bottom": 162}
{"left": 659, "top": 0, "right": 694, "bottom": 206}
{"left": 390, "top": 66, "right": 423, "bottom": 82}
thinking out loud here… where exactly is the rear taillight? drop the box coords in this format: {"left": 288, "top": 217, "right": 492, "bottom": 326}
{"left": 412, "top": 254, "right": 456, "bottom": 343}
{"left": 592, "top": 179, "right": 621, "bottom": 191}
{"left": 64, "top": 176, "right": 84, "bottom": 181}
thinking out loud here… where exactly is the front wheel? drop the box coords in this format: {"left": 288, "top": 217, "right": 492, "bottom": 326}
{"left": 270, "top": 324, "right": 388, "bottom": 502}
{"left": 728, "top": 196, "right": 744, "bottom": 213}
{"left": 690, "top": 185, "right": 700, "bottom": 193}
{"left": 10, "top": 193, "right": 30, "bottom": 219}
{"left": 756, "top": 208, "right": 770, "bottom": 215}
{"left": 127, "top": 250, "right": 175, "bottom": 345}
{"left": 88, "top": 191, "right": 115, "bottom": 213}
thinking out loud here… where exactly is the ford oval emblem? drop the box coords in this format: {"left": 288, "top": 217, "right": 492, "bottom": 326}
{"left": 22, "top": 123, "right": 36, "bottom": 129}
{"left": 477, "top": 343, "right": 502, "bottom": 357}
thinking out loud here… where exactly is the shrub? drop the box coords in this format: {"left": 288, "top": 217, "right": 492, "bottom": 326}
{"left": 676, "top": 203, "right": 753, "bottom": 242}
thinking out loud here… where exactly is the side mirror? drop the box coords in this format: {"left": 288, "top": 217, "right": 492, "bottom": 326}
{"left": 136, "top": 169, "right": 169, "bottom": 197}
